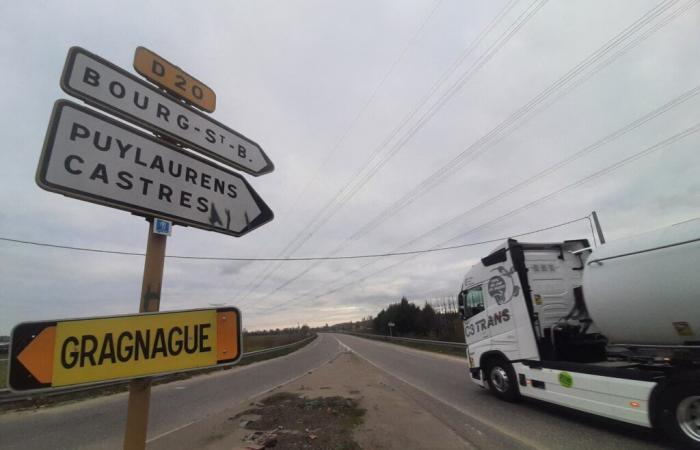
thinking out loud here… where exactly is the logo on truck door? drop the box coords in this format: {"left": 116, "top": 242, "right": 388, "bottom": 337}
{"left": 488, "top": 266, "right": 520, "bottom": 305}
{"left": 465, "top": 308, "right": 511, "bottom": 337}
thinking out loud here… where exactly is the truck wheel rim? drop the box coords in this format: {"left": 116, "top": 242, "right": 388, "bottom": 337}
{"left": 677, "top": 395, "right": 700, "bottom": 442}
{"left": 490, "top": 366, "right": 509, "bottom": 393}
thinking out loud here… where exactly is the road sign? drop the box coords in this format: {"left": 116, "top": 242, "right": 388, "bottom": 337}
{"left": 37, "top": 100, "right": 273, "bottom": 237}
{"left": 60, "top": 47, "right": 273, "bottom": 177}
{"left": 133, "top": 46, "right": 216, "bottom": 113}
{"left": 153, "top": 218, "right": 172, "bottom": 236}
{"left": 8, "top": 308, "right": 241, "bottom": 392}
{"left": 154, "top": 218, "right": 172, "bottom": 235}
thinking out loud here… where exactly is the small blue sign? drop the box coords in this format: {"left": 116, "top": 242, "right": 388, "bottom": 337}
{"left": 154, "top": 218, "right": 172, "bottom": 236}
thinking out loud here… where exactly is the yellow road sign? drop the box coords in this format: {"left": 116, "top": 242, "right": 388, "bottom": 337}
{"left": 8, "top": 308, "right": 240, "bottom": 391}
{"left": 133, "top": 46, "right": 216, "bottom": 112}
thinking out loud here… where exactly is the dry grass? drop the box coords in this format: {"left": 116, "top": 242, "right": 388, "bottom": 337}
{"left": 243, "top": 334, "right": 310, "bottom": 352}
{"left": 0, "top": 359, "right": 7, "bottom": 389}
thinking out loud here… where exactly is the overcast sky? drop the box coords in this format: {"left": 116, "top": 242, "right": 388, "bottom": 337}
{"left": 1, "top": 0, "right": 699, "bottom": 334}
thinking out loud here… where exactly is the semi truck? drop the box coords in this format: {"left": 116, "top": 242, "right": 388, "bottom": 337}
{"left": 457, "top": 218, "right": 700, "bottom": 448}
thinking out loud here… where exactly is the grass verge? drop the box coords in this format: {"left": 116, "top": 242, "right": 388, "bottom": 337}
{"left": 0, "top": 359, "right": 7, "bottom": 389}
{"left": 244, "top": 334, "right": 310, "bottom": 352}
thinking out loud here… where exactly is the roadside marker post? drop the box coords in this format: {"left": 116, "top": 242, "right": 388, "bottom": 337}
{"left": 11, "top": 46, "right": 273, "bottom": 450}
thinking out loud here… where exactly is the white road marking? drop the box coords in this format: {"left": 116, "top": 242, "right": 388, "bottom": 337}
{"left": 334, "top": 335, "right": 540, "bottom": 450}
{"left": 146, "top": 335, "right": 340, "bottom": 444}
{"left": 155, "top": 336, "right": 323, "bottom": 390}
{"left": 337, "top": 339, "right": 352, "bottom": 352}
{"left": 146, "top": 420, "right": 199, "bottom": 443}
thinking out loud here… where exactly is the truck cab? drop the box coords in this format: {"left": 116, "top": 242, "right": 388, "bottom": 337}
{"left": 459, "top": 239, "right": 593, "bottom": 372}
{"left": 458, "top": 230, "right": 700, "bottom": 449}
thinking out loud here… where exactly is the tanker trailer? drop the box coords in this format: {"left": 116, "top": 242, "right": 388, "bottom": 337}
{"left": 584, "top": 218, "right": 700, "bottom": 347}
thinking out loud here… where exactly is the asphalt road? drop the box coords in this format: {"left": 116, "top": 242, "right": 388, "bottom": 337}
{"left": 0, "top": 335, "right": 340, "bottom": 450}
{"left": 0, "top": 334, "right": 675, "bottom": 449}
{"left": 333, "top": 333, "right": 673, "bottom": 450}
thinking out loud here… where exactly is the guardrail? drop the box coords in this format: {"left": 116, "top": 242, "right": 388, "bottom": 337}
{"left": 0, "top": 334, "right": 316, "bottom": 405}
{"left": 342, "top": 331, "right": 467, "bottom": 349}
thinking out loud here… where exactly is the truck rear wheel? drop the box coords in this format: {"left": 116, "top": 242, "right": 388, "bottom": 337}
{"left": 485, "top": 357, "right": 520, "bottom": 402}
{"left": 658, "top": 384, "right": 700, "bottom": 449}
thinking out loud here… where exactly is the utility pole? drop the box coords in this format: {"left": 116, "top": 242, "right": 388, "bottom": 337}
{"left": 591, "top": 211, "right": 606, "bottom": 245}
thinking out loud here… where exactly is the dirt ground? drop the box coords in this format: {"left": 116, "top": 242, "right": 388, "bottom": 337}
{"left": 148, "top": 349, "right": 474, "bottom": 450}
{"left": 237, "top": 392, "right": 365, "bottom": 449}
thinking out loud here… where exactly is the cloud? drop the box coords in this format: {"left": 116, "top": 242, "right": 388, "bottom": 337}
{"left": 1, "top": 0, "right": 699, "bottom": 333}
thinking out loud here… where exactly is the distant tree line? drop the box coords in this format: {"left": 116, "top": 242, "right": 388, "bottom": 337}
{"left": 245, "top": 324, "right": 310, "bottom": 336}
{"left": 324, "top": 296, "right": 464, "bottom": 342}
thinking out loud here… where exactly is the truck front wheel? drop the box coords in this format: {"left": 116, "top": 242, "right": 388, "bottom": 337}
{"left": 658, "top": 384, "right": 700, "bottom": 449}
{"left": 484, "top": 357, "right": 520, "bottom": 402}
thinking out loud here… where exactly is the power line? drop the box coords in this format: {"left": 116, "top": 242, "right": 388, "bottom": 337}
{"left": 237, "top": 0, "right": 545, "bottom": 304}
{"left": 259, "top": 120, "right": 700, "bottom": 311}
{"left": 296, "top": 0, "right": 544, "bottom": 255}
{"left": 230, "top": 0, "right": 454, "bottom": 302}
{"left": 0, "top": 216, "right": 587, "bottom": 262}
{"left": 235, "top": 0, "right": 530, "bottom": 303}
{"left": 347, "top": 0, "right": 688, "bottom": 243}
{"left": 394, "top": 82, "right": 700, "bottom": 252}
{"left": 279, "top": 0, "right": 524, "bottom": 259}
{"left": 11, "top": 120, "right": 696, "bottom": 312}
{"left": 271, "top": 82, "right": 700, "bottom": 304}
{"left": 230, "top": 0, "right": 446, "bottom": 298}
{"left": 261, "top": 216, "right": 594, "bottom": 312}
{"left": 241, "top": 0, "right": 689, "bottom": 305}
{"left": 283, "top": 0, "right": 446, "bottom": 215}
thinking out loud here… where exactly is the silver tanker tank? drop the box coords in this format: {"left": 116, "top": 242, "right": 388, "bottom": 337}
{"left": 582, "top": 218, "right": 700, "bottom": 346}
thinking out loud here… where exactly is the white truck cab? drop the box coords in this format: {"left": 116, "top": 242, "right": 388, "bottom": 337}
{"left": 458, "top": 223, "right": 700, "bottom": 448}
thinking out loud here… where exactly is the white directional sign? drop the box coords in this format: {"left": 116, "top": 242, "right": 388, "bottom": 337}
{"left": 37, "top": 100, "right": 273, "bottom": 237}
{"left": 60, "top": 47, "right": 274, "bottom": 177}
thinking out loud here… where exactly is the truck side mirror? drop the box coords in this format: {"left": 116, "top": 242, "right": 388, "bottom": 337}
{"left": 458, "top": 291, "right": 467, "bottom": 320}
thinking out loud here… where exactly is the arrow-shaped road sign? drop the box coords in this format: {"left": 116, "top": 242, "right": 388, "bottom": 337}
{"left": 60, "top": 47, "right": 273, "bottom": 177}
{"left": 8, "top": 308, "right": 241, "bottom": 392}
{"left": 37, "top": 100, "right": 273, "bottom": 237}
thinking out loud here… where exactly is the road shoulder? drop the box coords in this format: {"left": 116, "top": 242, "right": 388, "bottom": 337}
{"left": 148, "top": 349, "right": 475, "bottom": 450}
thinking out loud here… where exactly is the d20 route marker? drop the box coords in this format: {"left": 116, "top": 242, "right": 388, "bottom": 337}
{"left": 133, "top": 46, "right": 216, "bottom": 113}
{"left": 36, "top": 100, "right": 273, "bottom": 237}
{"left": 60, "top": 46, "right": 273, "bottom": 177}
{"left": 8, "top": 308, "right": 240, "bottom": 392}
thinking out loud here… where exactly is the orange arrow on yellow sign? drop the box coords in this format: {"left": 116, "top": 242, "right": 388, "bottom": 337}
{"left": 17, "top": 326, "right": 56, "bottom": 384}
{"left": 9, "top": 308, "right": 240, "bottom": 392}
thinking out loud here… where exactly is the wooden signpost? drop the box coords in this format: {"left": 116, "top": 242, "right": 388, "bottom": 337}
{"left": 10, "top": 46, "right": 274, "bottom": 450}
